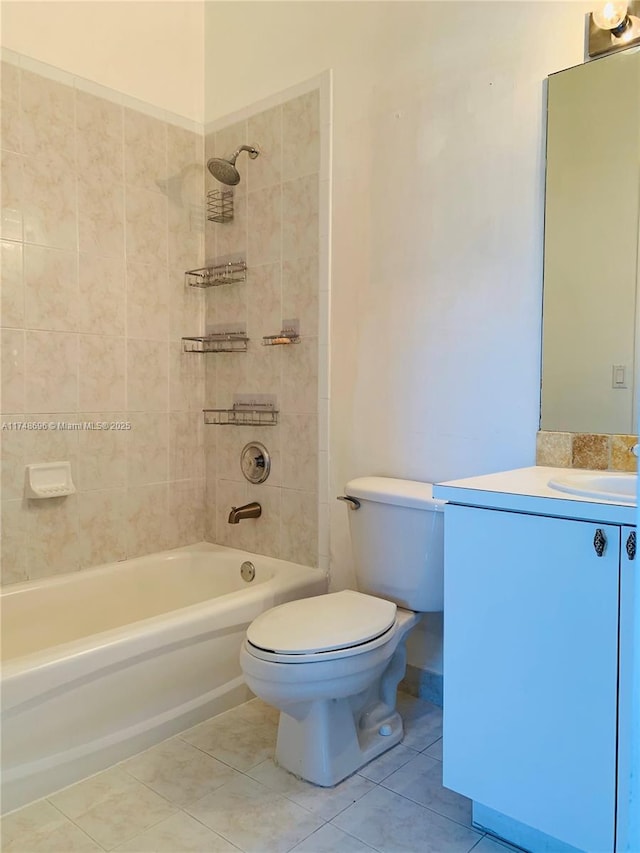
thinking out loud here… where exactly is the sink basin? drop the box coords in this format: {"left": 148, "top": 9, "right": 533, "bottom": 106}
{"left": 548, "top": 471, "right": 637, "bottom": 505}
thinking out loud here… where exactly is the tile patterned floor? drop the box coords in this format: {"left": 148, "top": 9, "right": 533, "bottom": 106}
{"left": 1, "top": 693, "right": 519, "bottom": 853}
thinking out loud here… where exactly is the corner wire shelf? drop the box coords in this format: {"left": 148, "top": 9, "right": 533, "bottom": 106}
{"left": 203, "top": 402, "right": 279, "bottom": 427}
{"left": 182, "top": 332, "right": 249, "bottom": 354}
{"left": 262, "top": 328, "right": 300, "bottom": 346}
{"left": 207, "top": 189, "right": 234, "bottom": 224}
{"left": 185, "top": 260, "right": 247, "bottom": 288}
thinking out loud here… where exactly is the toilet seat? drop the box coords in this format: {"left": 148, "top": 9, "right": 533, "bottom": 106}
{"left": 246, "top": 590, "right": 398, "bottom": 664}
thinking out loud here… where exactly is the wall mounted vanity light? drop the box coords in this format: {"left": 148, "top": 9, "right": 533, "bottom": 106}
{"left": 588, "top": 1, "right": 640, "bottom": 57}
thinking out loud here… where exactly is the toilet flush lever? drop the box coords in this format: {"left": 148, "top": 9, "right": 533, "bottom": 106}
{"left": 337, "top": 495, "right": 361, "bottom": 510}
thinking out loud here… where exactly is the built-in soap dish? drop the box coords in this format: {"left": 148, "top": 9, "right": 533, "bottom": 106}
{"left": 25, "top": 461, "right": 76, "bottom": 499}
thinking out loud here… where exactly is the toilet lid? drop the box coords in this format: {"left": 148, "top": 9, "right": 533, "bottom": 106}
{"left": 246, "top": 590, "right": 397, "bottom": 655}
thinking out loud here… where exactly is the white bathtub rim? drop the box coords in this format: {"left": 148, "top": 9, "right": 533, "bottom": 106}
{"left": 1, "top": 541, "right": 299, "bottom": 598}
{"left": 2, "top": 543, "right": 326, "bottom": 682}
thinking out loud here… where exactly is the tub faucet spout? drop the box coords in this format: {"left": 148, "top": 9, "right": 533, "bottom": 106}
{"left": 228, "top": 502, "right": 262, "bottom": 524}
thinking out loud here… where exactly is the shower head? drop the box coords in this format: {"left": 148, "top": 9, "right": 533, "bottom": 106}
{"left": 207, "top": 144, "right": 259, "bottom": 186}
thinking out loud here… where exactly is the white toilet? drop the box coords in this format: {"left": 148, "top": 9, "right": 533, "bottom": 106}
{"left": 239, "top": 476, "right": 445, "bottom": 786}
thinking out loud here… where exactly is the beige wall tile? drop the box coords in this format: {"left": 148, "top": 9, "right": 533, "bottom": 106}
{"left": 127, "top": 413, "right": 169, "bottom": 486}
{"left": 126, "top": 187, "right": 168, "bottom": 264}
{"left": 169, "top": 342, "right": 204, "bottom": 412}
{"left": 611, "top": 435, "right": 638, "bottom": 472}
{"left": 1, "top": 61, "right": 21, "bottom": 154}
{"left": 24, "top": 330, "right": 77, "bottom": 413}
{"left": 126, "top": 339, "right": 169, "bottom": 412}
{"left": 78, "top": 253, "right": 126, "bottom": 336}
{"left": 1, "top": 328, "right": 25, "bottom": 413}
{"left": 535, "top": 431, "right": 572, "bottom": 468}
{"left": 23, "top": 412, "right": 80, "bottom": 468}
{"left": 207, "top": 279, "right": 246, "bottom": 329}
{"left": 1, "top": 499, "right": 28, "bottom": 583}
{"left": 24, "top": 245, "right": 79, "bottom": 332}
{"left": 170, "top": 269, "right": 203, "bottom": 342}
{"left": 76, "top": 413, "right": 128, "bottom": 491}
{"left": 169, "top": 411, "right": 204, "bottom": 481}
{"left": 215, "top": 478, "right": 250, "bottom": 548}
{"left": 2, "top": 150, "right": 24, "bottom": 242}
{"left": 282, "top": 175, "right": 319, "bottom": 261}
{"left": 21, "top": 71, "right": 75, "bottom": 172}
{"left": 215, "top": 191, "right": 247, "bottom": 260}
{"left": 571, "top": 433, "right": 609, "bottom": 470}
{"left": 246, "top": 263, "right": 281, "bottom": 341}
{"left": 1, "top": 414, "right": 25, "bottom": 499}
{"left": 246, "top": 482, "right": 281, "bottom": 558}
{"left": 23, "top": 156, "right": 77, "bottom": 250}
{"left": 76, "top": 90, "right": 124, "bottom": 185}
{"left": 248, "top": 105, "right": 282, "bottom": 192}
{"left": 127, "top": 483, "right": 170, "bottom": 558}
{"left": 280, "top": 413, "right": 318, "bottom": 492}
{"left": 281, "top": 488, "right": 318, "bottom": 566}
{"left": 282, "top": 255, "right": 319, "bottom": 337}
{"left": 78, "top": 180, "right": 125, "bottom": 258}
{"left": 125, "top": 109, "right": 167, "bottom": 193}
{"left": 281, "top": 337, "right": 318, "bottom": 414}
{"left": 78, "top": 335, "right": 126, "bottom": 412}
{"left": 282, "top": 90, "right": 320, "bottom": 181}
{"left": 127, "top": 262, "right": 170, "bottom": 341}
{"left": 245, "top": 346, "right": 282, "bottom": 400}
{"left": 1, "top": 239, "right": 24, "bottom": 328}
{"left": 247, "top": 186, "right": 281, "bottom": 266}
{"left": 168, "top": 478, "right": 205, "bottom": 550}
{"left": 25, "top": 493, "right": 80, "bottom": 578}
{"left": 78, "top": 488, "right": 127, "bottom": 568}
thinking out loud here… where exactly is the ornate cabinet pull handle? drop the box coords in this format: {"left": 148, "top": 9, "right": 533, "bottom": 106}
{"left": 593, "top": 528, "right": 607, "bottom": 557}
{"left": 626, "top": 531, "right": 636, "bottom": 561}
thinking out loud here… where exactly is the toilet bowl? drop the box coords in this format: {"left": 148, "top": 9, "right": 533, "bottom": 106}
{"left": 240, "top": 477, "right": 445, "bottom": 786}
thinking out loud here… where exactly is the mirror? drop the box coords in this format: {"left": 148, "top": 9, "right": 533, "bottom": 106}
{"left": 540, "top": 48, "right": 640, "bottom": 435}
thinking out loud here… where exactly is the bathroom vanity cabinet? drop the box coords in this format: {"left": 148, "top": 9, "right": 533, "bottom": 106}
{"left": 433, "top": 467, "right": 636, "bottom": 853}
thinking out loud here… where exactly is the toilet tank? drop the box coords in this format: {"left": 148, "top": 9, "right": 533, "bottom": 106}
{"left": 344, "top": 477, "right": 445, "bottom": 612}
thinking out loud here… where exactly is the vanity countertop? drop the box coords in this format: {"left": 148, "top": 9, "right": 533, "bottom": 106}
{"left": 433, "top": 466, "right": 637, "bottom": 525}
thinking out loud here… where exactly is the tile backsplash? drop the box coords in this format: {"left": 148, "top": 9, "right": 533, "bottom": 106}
{"left": 0, "top": 59, "right": 206, "bottom": 584}
{"left": 536, "top": 430, "right": 638, "bottom": 472}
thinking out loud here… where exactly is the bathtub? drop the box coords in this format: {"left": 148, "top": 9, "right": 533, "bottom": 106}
{"left": 0, "top": 543, "right": 327, "bottom": 813}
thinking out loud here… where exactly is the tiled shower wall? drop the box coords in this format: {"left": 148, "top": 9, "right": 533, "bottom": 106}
{"left": 203, "top": 89, "right": 324, "bottom": 567}
{"left": 0, "top": 59, "right": 206, "bottom": 584}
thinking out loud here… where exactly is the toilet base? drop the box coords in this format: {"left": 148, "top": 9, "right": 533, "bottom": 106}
{"left": 275, "top": 696, "right": 404, "bottom": 787}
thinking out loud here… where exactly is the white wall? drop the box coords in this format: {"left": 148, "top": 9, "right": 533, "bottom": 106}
{"left": 205, "top": 1, "right": 592, "bottom": 674}
{"left": 1, "top": 1, "right": 205, "bottom": 121}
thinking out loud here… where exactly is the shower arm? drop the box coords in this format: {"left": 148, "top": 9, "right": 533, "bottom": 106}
{"left": 229, "top": 145, "right": 259, "bottom": 164}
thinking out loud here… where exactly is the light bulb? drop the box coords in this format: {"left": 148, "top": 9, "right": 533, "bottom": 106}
{"left": 592, "top": 1, "right": 629, "bottom": 30}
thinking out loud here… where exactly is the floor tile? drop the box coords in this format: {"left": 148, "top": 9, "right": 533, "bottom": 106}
{"left": 123, "top": 735, "right": 240, "bottom": 807}
{"left": 49, "top": 766, "right": 177, "bottom": 849}
{"left": 472, "top": 836, "right": 524, "bottom": 852}
{"left": 186, "top": 774, "right": 323, "bottom": 853}
{"left": 248, "top": 759, "right": 375, "bottom": 820}
{"left": 358, "top": 743, "right": 419, "bottom": 783}
{"left": 397, "top": 692, "right": 443, "bottom": 751}
{"left": 333, "top": 786, "right": 482, "bottom": 853}
{"left": 290, "top": 822, "right": 378, "bottom": 852}
{"left": 424, "top": 737, "right": 443, "bottom": 761}
{"left": 236, "top": 696, "right": 281, "bottom": 725}
{"left": 0, "top": 800, "right": 102, "bottom": 853}
{"left": 112, "top": 811, "right": 239, "bottom": 852}
{"left": 180, "top": 704, "right": 278, "bottom": 771}
{"left": 382, "top": 753, "right": 472, "bottom": 826}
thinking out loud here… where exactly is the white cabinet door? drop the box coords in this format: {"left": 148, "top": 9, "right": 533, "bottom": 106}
{"left": 443, "top": 505, "right": 619, "bottom": 853}
{"left": 616, "top": 525, "right": 636, "bottom": 853}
